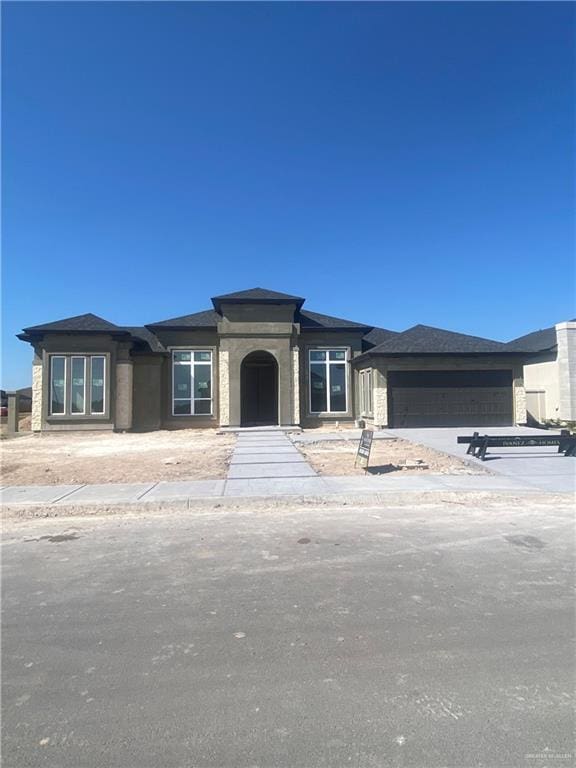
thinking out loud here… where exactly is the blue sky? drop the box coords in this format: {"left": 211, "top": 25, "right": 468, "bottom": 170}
{"left": 2, "top": 1, "right": 574, "bottom": 389}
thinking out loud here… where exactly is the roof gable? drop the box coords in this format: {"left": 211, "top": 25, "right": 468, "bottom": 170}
{"left": 22, "top": 313, "right": 120, "bottom": 333}
{"left": 365, "top": 324, "right": 510, "bottom": 355}
{"left": 212, "top": 287, "right": 304, "bottom": 303}
{"left": 211, "top": 287, "right": 305, "bottom": 311}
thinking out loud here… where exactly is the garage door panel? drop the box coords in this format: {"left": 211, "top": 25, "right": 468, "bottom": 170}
{"left": 389, "top": 370, "right": 514, "bottom": 428}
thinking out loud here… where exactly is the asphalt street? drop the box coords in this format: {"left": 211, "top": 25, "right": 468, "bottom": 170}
{"left": 2, "top": 494, "right": 574, "bottom": 768}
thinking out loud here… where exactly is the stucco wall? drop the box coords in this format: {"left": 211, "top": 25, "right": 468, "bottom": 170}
{"left": 522, "top": 352, "right": 559, "bottom": 422}
{"left": 556, "top": 322, "right": 576, "bottom": 421}
{"left": 132, "top": 356, "right": 163, "bottom": 431}
{"left": 115, "top": 361, "right": 133, "bottom": 430}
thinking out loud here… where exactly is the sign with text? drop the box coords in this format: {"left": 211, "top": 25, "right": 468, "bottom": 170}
{"left": 355, "top": 429, "right": 374, "bottom": 469}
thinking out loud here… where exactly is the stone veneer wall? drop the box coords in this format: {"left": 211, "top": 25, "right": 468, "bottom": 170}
{"left": 292, "top": 346, "right": 300, "bottom": 424}
{"left": 31, "top": 356, "right": 43, "bottom": 432}
{"left": 219, "top": 349, "right": 230, "bottom": 426}
{"left": 513, "top": 375, "right": 527, "bottom": 425}
{"left": 372, "top": 366, "right": 388, "bottom": 428}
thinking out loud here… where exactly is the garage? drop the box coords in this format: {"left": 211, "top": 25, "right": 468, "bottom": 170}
{"left": 388, "top": 370, "right": 514, "bottom": 428}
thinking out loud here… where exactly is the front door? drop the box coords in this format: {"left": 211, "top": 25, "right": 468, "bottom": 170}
{"left": 241, "top": 352, "right": 278, "bottom": 426}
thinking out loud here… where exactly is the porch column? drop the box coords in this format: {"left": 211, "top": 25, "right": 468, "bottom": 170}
{"left": 513, "top": 365, "right": 527, "bottom": 425}
{"left": 31, "top": 349, "right": 43, "bottom": 432}
{"left": 115, "top": 358, "right": 133, "bottom": 431}
{"left": 292, "top": 345, "right": 300, "bottom": 425}
{"left": 373, "top": 365, "right": 388, "bottom": 428}
{"left": 218, "top": 348, "right": 230, "bottom": 426}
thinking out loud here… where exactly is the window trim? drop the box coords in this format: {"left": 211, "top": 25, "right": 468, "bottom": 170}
{"left": 171, "top": 349, "right": 214, "bottom": 417}
{"left": 308, "top": 347, "right": 349, "bottom": 415}
{"left": 50, "top": 355, "right": 67, "bottom": 416}
{"left": 47, "top": 353, "right": 110, "bottom": 419}
{"left": 359, "top": 368, "right": 373, "bottom": 417}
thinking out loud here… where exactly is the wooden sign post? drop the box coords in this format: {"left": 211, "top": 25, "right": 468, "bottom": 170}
{"left": 355, "top": 429, "right": 374, "bottom": 470}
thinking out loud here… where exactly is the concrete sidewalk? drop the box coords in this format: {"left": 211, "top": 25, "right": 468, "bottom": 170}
{"left": 0, "top": 471, "right": 555, "bottom": 507}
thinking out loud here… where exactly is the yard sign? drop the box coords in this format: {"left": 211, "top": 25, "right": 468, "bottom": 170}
{"left": 355, "top": 429, "right": 374, "bottom": 469}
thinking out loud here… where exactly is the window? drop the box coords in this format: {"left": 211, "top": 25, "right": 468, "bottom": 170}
{"left": 309, "top": 349, "right": 348, "bottom": 413}
{"left": 49, "top": 355, "right": 107, "bottom": 416}
{"left": 359, "top": 369, "right": 373, "bottom": 416}
{"left": 71, "top": 357, "right": 86, "bottom": 414}
{"left": 50, "top": 357, "right": 66, "bottom": 415}
{"left": 172, "top": 350, "right": 213, "bottom": 416}
{"left": 90, "top": 356, "right": 106, "bottom": 414}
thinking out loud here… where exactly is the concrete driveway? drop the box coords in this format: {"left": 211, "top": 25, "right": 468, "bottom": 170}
{"left": 391, "top": 426, "right": 576, "bottom": 493}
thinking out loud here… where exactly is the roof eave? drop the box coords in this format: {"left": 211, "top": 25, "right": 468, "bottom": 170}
{"left": 145, "top": 323, "right": 218, "bottom": 331}
{"left": 212, "top": 297, "right": 305, "bottom": 312}
{"left": 354, "top": 349, "right": 527, "bottom": 363}
{"left": 300, "top": 325, "right": 372, "bottom": 333}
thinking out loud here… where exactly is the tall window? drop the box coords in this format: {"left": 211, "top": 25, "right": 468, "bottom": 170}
{"left": 172, "top": 350, "right": 213, "bottom": 416}
{"left": 359, "top": 369, "right": 373, "bottom": 416}
{"left": 309, "top": 349, "right": 348, "bottom": 413}
{"left": 71, "top": 357, "right": 86, "bottom": 414}
{"left": 50, "top": 356, "right": 66, "bottom": 415}
{"left": 49, "top": 355, "right": 106, "bottom": 416}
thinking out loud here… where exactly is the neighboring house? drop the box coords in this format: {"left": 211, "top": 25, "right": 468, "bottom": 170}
{"left": 17, "top": 287, "right": 530, "bottom": 432}
{"left": 506, "top": 321, "right": 576, "bottom": 424}
{"left": 0, "top": 388, "right": 32, "bottom": 412}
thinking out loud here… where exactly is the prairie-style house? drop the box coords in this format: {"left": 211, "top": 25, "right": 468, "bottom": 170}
{"left": 18, "top": 287, "right": 573, "bottom": 433}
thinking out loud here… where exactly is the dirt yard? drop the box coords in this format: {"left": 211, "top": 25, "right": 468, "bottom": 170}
{"left": 0, "top": 415, "right": 32, "bottom": 436}
{"left": 297, "top": 437, "right": 486, "bottom": 476}
{"left": 1, "top": 429, "right": 236, "bottom": 486}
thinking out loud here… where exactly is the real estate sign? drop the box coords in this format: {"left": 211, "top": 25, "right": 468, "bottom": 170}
{"left": 355, "top": 429, "right": 374, "bottom": 469}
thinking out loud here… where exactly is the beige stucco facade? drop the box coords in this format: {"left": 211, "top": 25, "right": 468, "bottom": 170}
{"left": 522, "top": 322, "right": 576, "bottom": 423}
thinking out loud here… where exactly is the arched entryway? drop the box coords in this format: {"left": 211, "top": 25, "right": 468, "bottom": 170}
{"left": 241, "top": 351, "right": 279, "bottom": 426}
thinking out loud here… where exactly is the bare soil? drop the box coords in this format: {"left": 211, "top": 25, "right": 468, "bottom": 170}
{"left": 298, "top": 437, "right": 485, "bottom": 476}
{"left": 0, "top": 415, "right": 32, "bottom": 436}
{"left": 1, "top": 429, "right": 235, "bottom": 486}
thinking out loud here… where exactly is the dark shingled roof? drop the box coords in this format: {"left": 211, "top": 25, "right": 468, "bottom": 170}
{"left": 212, "top": 287, "right": 304, "bottom": 303}
{"left": 362, "top": 326, "right": 399, "bottom": 347}
{"left": 147, "top": 306, "right": 371, "bottom": 331}
{"left": 362, "top": 324, "right": 512, "bottom": 355}
{"left": 211, "top": 287, "right": 305, "bottom": 311}
{"left": 146, "top": 309, "right": 220, "bottom": 329}
{"left": 123, "top": 326, "right": 166, "bottom": 353}
{"left": 505, "top": 326, "right": 557, "bottom": 353}
{"left": 298, "top": 309, "right": 371, "bottom": 331}
{"left": 22, "top": 313, "right": 120, "bottom": 333}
